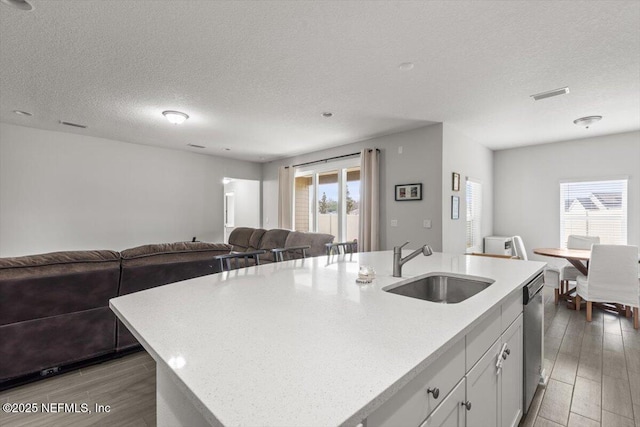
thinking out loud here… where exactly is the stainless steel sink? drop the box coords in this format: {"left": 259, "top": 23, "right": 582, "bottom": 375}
{"left": 384, "top": 274, "right": 495, "bottom": 304}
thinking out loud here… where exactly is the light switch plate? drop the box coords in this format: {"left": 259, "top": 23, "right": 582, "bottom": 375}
{"left": 423, "top": 219, "right": 432, "bottom": 228}
{"left": 391, "top": 219, "right": 398, "bottom": 227}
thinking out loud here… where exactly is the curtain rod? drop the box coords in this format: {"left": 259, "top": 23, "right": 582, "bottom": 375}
{"left": 289, "top": 148, "right": 379, "bottom": 168}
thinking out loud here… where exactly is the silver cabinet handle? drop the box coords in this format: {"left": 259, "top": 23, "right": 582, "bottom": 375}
{"left": 461, "top": 401, "right": 472, "bottom": 411}
{"left": 427, "top": 387, "right": 440, "bottom": 399}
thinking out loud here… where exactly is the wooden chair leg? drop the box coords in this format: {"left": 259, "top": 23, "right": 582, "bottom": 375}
{"left": 554, "top": 288, "right": 559, "bottom": 305}
{"left": 634, "top": 307, "right": 639, "bottom": 330}
{"left": 586, "top": 301, "right": 592, "bottom": 322}
{"left": 575, "top": 295, "right": 581, "bottom": 311}
{"left": 625, "top": 306, "right": 631, "bottom": 318}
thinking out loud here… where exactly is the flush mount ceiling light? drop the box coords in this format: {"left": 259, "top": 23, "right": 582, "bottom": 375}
{"left": 162, "top": 110, "right": 189, "bottom": 125}
{"left": 322, "top": 112, "right": 333, "bottom": 118}
{"left": 398, "top": 62, "right": 414, "bottom": 71}
{"left": 13, "top": 110, "right": 33, "bottom": 116}
{"left": 1, "top": 0, "right": 33, "bottom": 11}
{"left": 530, "top": 87, "right": 569, "bottom": 101}
{"left": 573, "top": 116, "right": 602, "bottom": 129}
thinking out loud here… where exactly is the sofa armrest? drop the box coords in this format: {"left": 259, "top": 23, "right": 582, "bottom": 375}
{"left": 271, "top": 245, "right": 311, "bottom": 262}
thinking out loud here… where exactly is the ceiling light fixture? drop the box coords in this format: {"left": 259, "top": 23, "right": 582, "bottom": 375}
{"left": 530, "top": 87, "right": 569, "bottom": 101}
{"left": 13, "top": 110, "right": 33, "bottom": 116}
{"left": 162, "top": 110, "right": 189, "bottom": 125}
{"left": 1, "top": 0, "right": 33, "bottom": 11}
{"left": 398, "top": 62, "right": 414, "bottom": 71}
{"left": 322, "top": 112, "right": 333, "bottom": 118}
{"left": 573, "top": 116, "right": 602, "bottom": 129}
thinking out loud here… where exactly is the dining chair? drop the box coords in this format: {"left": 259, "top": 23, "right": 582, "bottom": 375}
{"left": 560, "top": 235, "right": 600, "bottom": 294}
{"left": 575, "top": 244, "right": 639, "bottom": 329}
{"left": 512, "top": 236, "right": 562, "bottom": 304}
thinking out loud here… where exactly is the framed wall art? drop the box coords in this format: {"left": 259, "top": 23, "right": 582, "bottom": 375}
{"left": 395, "top": 183, "right": 422, "bottom": 201}
{"left": 451, "top": 196, "right": 460, "bottom": 219}
{"left": 452, "top": 172, "right": 460, "bottom": 191}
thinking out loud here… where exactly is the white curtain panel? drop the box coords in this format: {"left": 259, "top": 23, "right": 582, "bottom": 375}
{"left": 359, "top": 149, "right": 380, "bottom": 252}
{"left": 278, "top": 166, "right": 293, "bottom": 229}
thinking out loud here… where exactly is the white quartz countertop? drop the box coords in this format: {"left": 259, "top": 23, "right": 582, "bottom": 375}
{"left": 110, "top": 251, "right": 545, "bottom": 427}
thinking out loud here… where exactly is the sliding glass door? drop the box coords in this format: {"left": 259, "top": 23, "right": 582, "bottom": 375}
{"left": 294, "top": 159, "right": 360, "bottom": 242}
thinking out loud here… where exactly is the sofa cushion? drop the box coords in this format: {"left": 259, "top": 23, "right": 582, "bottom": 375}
{"left": 121, "top": 242, "right": 230, "bottom": 261}
{"left": 119, "top": 242, "right": 231, "bottom": 286}
{"left": 0, "top": 250, "right": 121, "bottom": 325}
{"left": 284, "top": 231, "right": 335, "bottom": 258}
{"left": 257, "top": 229, "right": 291, "bottom": 262}
{"left": 228, "top": 228, "right": 266, "bottom": 252}
{"left": 248, "top": 228, "right": 266, "bottom": 250}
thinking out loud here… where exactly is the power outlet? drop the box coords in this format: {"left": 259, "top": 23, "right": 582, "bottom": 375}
{"left": 423, "top": 219, "right": 432, "bottom": 229}
{"left": 391, "top": 219, "right": 398, "bottom": 227}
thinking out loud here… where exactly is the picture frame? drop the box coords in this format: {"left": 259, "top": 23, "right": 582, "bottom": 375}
{"left": 452, "top": 172, "right": 460, "bottom": 192}
{"left": 451, "top": 196, "right": 460, "bottom": 219}
{"left": 395, "top": 183, "right": 422, "bottom": 201}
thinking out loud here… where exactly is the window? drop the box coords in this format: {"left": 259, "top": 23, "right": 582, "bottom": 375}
{"left": 466, "top": 178, "right": 482, "bottom": 253}
{"left": 294, "top": 159, "right": 360, "bottom": 242}
{"left": 559, "top": 179, "right": 627, "bottom": 247}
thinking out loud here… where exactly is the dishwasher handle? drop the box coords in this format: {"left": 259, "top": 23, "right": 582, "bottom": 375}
{"left": 523, "top": 273, "right": 544, "bottom": 305}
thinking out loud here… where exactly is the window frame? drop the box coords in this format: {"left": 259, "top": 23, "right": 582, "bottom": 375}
{"left": 465, "top": 177, "right": 482, "bottom": 254}
{"left": 559, "top": 177, "right": 628, "bottom": 248}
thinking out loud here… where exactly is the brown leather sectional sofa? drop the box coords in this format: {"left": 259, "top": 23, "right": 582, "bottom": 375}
{"left": 227, "top": 227, "right": 334, "bottom": 265}
{"left": 0, "top": 242, "right": 231, "bottom": 385}
{"left": 0, "top": 230, "right": 335, "bottom": 387}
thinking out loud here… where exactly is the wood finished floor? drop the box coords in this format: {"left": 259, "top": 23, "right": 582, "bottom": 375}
{"left": 520, "top": 286, "right": 640, "bottom": 427}
{"left": 0, "top": 351, "right": 156, "bottom": 426}
{"left": 1, "top": 286, "right": 638, "bottom": 427}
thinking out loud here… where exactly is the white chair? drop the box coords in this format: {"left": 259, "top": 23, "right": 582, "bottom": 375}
{"left": 560, "top": 235, "right": 600, "bottom": 294}
{"left": 512, "top": 236, "right": 562, "bottom": 304}
{"left": 575, "top": 244, "right": 639, "bottom": 329}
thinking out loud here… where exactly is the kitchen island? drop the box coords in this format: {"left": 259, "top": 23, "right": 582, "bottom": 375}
{"left": 110, "top": 250, "right": 545, "bottom": 427}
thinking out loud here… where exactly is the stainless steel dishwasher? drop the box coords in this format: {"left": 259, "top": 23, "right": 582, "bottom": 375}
{"left": 523, "top": 273, "right": 544, "bottom": 414}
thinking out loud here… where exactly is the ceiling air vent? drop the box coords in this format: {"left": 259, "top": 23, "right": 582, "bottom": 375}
{"left": 187, "top": 144, "right": 206, "bottom": 149}
{"left": 530, "top": 87, "right": 569, "bottom": 101}
{"left": 59, "top": 121, "right": 87, "bottom": 129}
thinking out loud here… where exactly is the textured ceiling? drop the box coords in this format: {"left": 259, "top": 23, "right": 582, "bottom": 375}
{"left": 1, "top": 1, "right": 639, "bottom": 162}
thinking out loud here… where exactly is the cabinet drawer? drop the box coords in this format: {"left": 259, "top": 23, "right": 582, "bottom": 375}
{"left": 466, "top": 307, "right": 500, "bottom": 372}
{"left": 420, "top": 378, "right": 466, "bottom": 427}
{"left": 367, "top": 338, "right": 465, "bottom": 427}
{"left": 501, "top": 290, "right": 522, "bottom": 332}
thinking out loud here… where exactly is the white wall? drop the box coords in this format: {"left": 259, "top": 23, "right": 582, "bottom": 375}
{"left": 441, "top": 124, "right": 494, "bottom": 254}
{"left": 0, "top": 123, "right": 262, "bottom": 256}
{"left": 263, "top": 124, "right": 444, "bottom": 251}
{"left": 493, "top": 131, "right": 640, "bottom": 265}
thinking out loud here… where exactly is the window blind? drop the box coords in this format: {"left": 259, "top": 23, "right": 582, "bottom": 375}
{"left": 559, "top": 179, "right": 627, "bottom": 247}
{"left": 466, "top": 179, "right": 482, "bottom": 253}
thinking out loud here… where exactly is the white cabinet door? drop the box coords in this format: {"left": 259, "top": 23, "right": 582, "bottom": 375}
{"left": 466, "top": 339, "right": 501, "bottom": 427}
{"left": 421, "top": 379, "right": 466, "bottom": 427}
{"left": 501, "top": 314, "right": 523, "bottom": 427}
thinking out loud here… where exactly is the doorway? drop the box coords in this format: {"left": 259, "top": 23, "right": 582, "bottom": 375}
{"left": 223, "top": 178, "right": 261, "bottom": 243}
